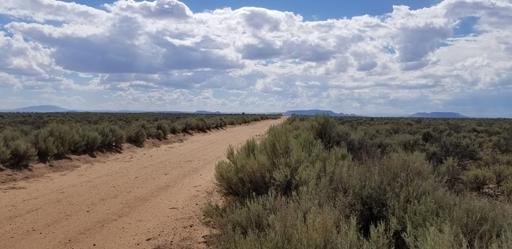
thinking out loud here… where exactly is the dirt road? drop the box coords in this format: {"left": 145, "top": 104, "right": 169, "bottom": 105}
{"left": 0, "top": 118, "right": 283, "bottom": 249}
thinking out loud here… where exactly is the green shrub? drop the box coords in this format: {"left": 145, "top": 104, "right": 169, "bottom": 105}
{"left": 346, "top": 134, "right": 393, "bottom": 161}
{"left": 75, "top": 130, "right": 102, "bottom": 154}
{"left": 495, "top": 131, "right": 512, "bottom": 153}
{"left": 33, "top": 129, "right": 57, "bottom": 162}
{"left": 215, "top": 124, "right": 318, "bottom": 200}
{"left": 0, "top": 142, "right": 10, "bottom": 166}
{"left": 127, "top": 126, "right": 146, "bottom": 147}
{"left": 313, "top": 115, "right": 341, "bottom": 149}
{"left": 0, "top": 128, "right": 23, "bottom": 142}
{"left": 504, "top": 180, "right": 512, "bottom": 201}
{"left": 215, "top": 140, "right": 272, "bottom": 199}
{"left": 193, "top": 118, "right": 209, "bottom": 132}
{"left": 0, "top": 113, "right": 277, "bottom": 167}
{"left": 450, "top": 198, "right": 512, "bottom": 248}
{"left": 6, "top": 140, "right": 36, "bottom": 168}
{"left": 392, "top": 134, "right": 422, "bottom": 153}
{"left": 208, "top": 117, "right": 512, "bottom": 249}
{"left": 97, "top": 125, "right": 125, "bottom": 150}
{"left": 492, "top": 166, "right": 512, "bottom": 186}
{"left": 421, "top": 130, "right": 435, "bottom": 143}
{"left": 440, "top": 136, "right": 481, "bottom": 163}
{"left": 145, "top": 127, "right": 163, "bottom": 140}
{"left": 435, "top": 158, "right": 465, "bottom": 192}
{"left": 33, "top": 124, "right": 79, "bottom": 161}
{"left": 156, "top": 122, "right": 169, "bottom": 138}
{"left": 463, "top": 168, "right": 495, "bottom": 192}
{"left": 168, "top": 124, "right": 179, "bottom": 134}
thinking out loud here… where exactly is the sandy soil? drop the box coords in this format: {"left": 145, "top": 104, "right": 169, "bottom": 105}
{"left": 0, "top": 118, "right": 283, "bottom": 249}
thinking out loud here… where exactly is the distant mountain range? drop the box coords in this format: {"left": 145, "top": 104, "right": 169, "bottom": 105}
{"left": 410, "top": 112, "right": 467, "bottom": 118}
{"left": 0, "top": 105, "right": 71, "bottom": 113}
{"left": 284, "top": 109, "right": 356, "bottom": 117}
{"left": 0, "top": 105, "right": 245, "bottom": 114}
{"left": 0, "top": 105, "right": 471, "bottom": 118}
{"left": 283, "top": 110, "right": 469, "bottom": 118}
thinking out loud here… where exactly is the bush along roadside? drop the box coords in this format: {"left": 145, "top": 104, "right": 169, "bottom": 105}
{"left": 206, "top": 116, "right": 512, "bottom": 249}
{"left": 0, "top": 113, "right": 280, "bottom": 169}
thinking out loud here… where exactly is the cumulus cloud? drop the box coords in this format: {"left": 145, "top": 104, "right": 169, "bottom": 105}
{"left": 0, "top": 32, "right": 54, "bottom": 76}
{"left": 0, "top": 0, "right": 511, "bottom": 114}
{"left": 106, "top": 0, "right": 193, "bottom": 19}
{"left": 0, "top": 0, "right": 105, "bottom": 22}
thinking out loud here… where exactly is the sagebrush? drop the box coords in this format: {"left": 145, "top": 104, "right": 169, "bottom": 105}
{"left": 207, "top": 116, "right": 512, "bottom": 249}
{"left": 0, "top": 113, "right": 279, "bottom": 169}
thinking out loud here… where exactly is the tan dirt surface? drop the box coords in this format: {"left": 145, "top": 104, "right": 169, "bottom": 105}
{"left": 0, "top": 118, "right": 283, "bottom": 249}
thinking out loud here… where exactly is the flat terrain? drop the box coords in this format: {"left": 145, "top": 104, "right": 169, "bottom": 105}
{"left": 0, "top": 118, "right": 283, "bottom": 249}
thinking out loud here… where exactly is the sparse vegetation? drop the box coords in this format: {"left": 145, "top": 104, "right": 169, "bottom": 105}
{"left": 206, "top": 116, "right": 512, "bottom": 249}
{"left": 0, "top": 112, "right": 278, "bottom": 169}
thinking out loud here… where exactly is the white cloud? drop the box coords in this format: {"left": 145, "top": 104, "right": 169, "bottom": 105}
{"left": 105, "top": 0, "right": 193, "bottom": 20}
{"left": 0, "top": 0, "right": 511, "bottom": 114}
{"left": 0, "top": 0, "right": 106, "bottom": 23}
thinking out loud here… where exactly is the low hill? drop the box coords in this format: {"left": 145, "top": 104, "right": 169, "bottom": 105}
{"left": 5, "top": 105, "right": 70, "bottom": 113}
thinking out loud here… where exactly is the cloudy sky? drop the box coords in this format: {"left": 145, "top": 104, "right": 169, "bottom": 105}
{"left": 0, "top": 0, "right": 511, "bottom": 116}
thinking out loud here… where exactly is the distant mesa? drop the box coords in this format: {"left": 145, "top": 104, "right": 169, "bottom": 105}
{"left": 410, "top": 112, "right": 467, "bottom": 118}
{"left": 284, "top": 109, "right": 356, "bottom": 117}
{"left": 4, "top": 105, "right": 71, "bottom": 113}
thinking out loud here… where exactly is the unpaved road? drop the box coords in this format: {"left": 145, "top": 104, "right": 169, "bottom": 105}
{"left": 0, "top": 118, "right": 283, "bottom": 249}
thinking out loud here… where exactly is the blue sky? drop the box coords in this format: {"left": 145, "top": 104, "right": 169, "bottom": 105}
{"left": 0, "top": 0, "right": 511, "bottom": 116}
{"left": 64, "top": 0, "right": 440, "bottom": 19}
{"left": 156, "top": 0, "right": 439, "bottom": 19}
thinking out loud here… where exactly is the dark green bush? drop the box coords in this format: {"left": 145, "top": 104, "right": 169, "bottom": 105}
{"left": 313, "top": 115, "right": 342, "bottom": 149}
{"left": 75, "top": 130, "right": 102, "bottom": 154}
{"left": 496, "top": 131, "right": 512, "bottom": 153}
{"left": 0, "top": 142, "right": 10, "bottom": 166}
{"left": 421, "top": 130, "right": 435, "bottom": 143}
{"left": 127, "top": 126, "right": 147, "bottom": 147}
{"left": 1, "top": 129, "right": 36, "bottom": 168}
{"left": 392, "top": 134, "right": 422, "bottom": 152}
{"left": 33, "top": 124, "right": 79, "bottom": 161}
{"left": 439, "top": 136, "right": 481, "bottom": 163}
{"left": 33, "top": 129, "right": 57, "bottom": 162}
{"left": 215, "top": 140, "right": 272, "bottom": 199}
{"left": 97, "top": 125, "right": 124, "bottom": 150}
{"left": 145, "top": 126, "right": 164, "bottom": 140}
{"left": 168, "top": 124, "right": 179, "bottom": 134}
{"left": 6, "top": 140, "right": 36, "bottom": 169}
{"left": 156, "top": 122, "right": 169, "bottom": 138}
{"left": 194, "top": 118, "right": 209, "bottom": 132}
{"left": 346, "top": 134, "right": 393, "bottom": 161}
